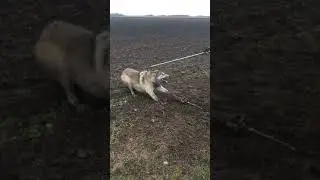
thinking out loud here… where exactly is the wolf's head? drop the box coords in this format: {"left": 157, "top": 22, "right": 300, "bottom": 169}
{"left": 139, "top": 69, "right": 169, "bottom": 86}
{"left": 152, "top": 70, "right": 169, "bottom": 87}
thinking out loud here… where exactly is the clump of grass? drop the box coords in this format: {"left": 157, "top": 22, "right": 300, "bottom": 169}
{"left": 190, "top": 164, "right": 210, "bottom": 179}
{"left": 110, "top": 115, "right": 210, "bottom": 179}
{"left": 0, "top": 107, "right": 59, "bottom": 144}
{"left": 172, "top": 166, "right": 183, "bottom": 180}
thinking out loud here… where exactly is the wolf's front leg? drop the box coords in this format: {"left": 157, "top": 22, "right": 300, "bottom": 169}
{"left": 146, "top": 88, "right": 159, "bottom": 101}
{"left": 156, "top": 85, "right": 169, "bottom": 93}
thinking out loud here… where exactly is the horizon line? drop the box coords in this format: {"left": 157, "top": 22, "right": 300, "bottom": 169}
{"left": 110, "top": 13, "right": 210, "bottom": 17}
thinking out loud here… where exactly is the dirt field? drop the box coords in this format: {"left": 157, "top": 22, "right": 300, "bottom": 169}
{"left": 110, "top": 17, "right": 210, "bottom": 179}
{"left": 0, "top": 1, "right": 108, "bottom": 179}
{"left": 0, "top": 1, "right": 210, "bottom": 177}
{"left": 212, "top": 1, "right": 320, "bottom": 179}
{"left": 2, "top": 0, "right": 320, "bottom": 179}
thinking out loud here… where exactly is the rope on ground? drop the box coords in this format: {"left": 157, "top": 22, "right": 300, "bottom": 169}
{"left": 226, "top": 115, "right": 297, "bottom": 151}
{"left": 247, "top": 127, "right": 296, "bottom": 151}
{"left": 169, "top": 92, "right": 203, "bottom": 109}
{"left": 222, "top": 115, "right": 320, "bottom": 157}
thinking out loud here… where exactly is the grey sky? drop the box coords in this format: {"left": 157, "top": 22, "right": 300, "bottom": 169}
{"left": 110, "top": 0, "right": 210, "bottom": 16}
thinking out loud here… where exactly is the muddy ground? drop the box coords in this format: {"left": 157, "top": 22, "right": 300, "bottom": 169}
{"left": 0, "top": 1, "right": 108, "bottom": 179}
{"left": 110, "top": 17, "right": 210, "bottom": 179}
{"left": 212, "top": 0, "right": 320, "bottom": 179}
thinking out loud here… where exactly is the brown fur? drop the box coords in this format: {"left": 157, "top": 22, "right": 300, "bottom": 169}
{"left": 120, "top": 68, "right": 169, "bottom": 101}
{"left": 34, "top": 20, "right": 109, "bottom": 106}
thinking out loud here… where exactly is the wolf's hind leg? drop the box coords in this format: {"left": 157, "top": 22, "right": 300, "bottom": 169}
{"left": 59, "top": 71, "right": 79, "bottom": 106}
{"left": 128, "top": 83, "right": 136, "bottom": 97}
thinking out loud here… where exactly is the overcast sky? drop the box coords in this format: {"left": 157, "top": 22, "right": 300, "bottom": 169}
{"left": 110, "top": 0, "right": 210, "bottom": 16}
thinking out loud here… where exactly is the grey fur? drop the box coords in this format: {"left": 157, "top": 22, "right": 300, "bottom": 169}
{"left": 120, "top": 68, "right": 169, "bottom": 101}
{"left": 34, "top": 20, "right": 109, "bottom": 106}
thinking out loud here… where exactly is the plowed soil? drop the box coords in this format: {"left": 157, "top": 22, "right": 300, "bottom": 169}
{"left": 110, "top": 16, "right": 210, "bottom": 179}
{"left": 0, "top": 1, "right": 108, "bottom": 179}
{"left": 212, "top": 1, "right": 320, "bottom": 179}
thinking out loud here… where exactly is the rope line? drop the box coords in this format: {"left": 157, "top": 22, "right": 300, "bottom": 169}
{"left": 149, "top": 49, "right": 210, "bottom": 68}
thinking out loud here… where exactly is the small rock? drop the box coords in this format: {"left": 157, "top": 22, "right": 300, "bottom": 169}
{"left": 46, "top": 123, "right": 53, "bottom": 129}
{"left": 77, "top": 149, "right": 87, "bottom": 158}
{"left": 151, "top": 119, "right": 155, "bottom": 123}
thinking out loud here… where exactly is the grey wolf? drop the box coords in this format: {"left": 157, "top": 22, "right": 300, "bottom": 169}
{"left": 120, "top": 68, "right": 169, "bottom": 101}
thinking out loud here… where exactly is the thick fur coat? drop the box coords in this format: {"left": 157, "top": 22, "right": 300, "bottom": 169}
{"left": 120, "top": 68, "right": 169, "bottom": 101}
{"left": 34, "top": 20, "right": 109, "bottom": 106}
